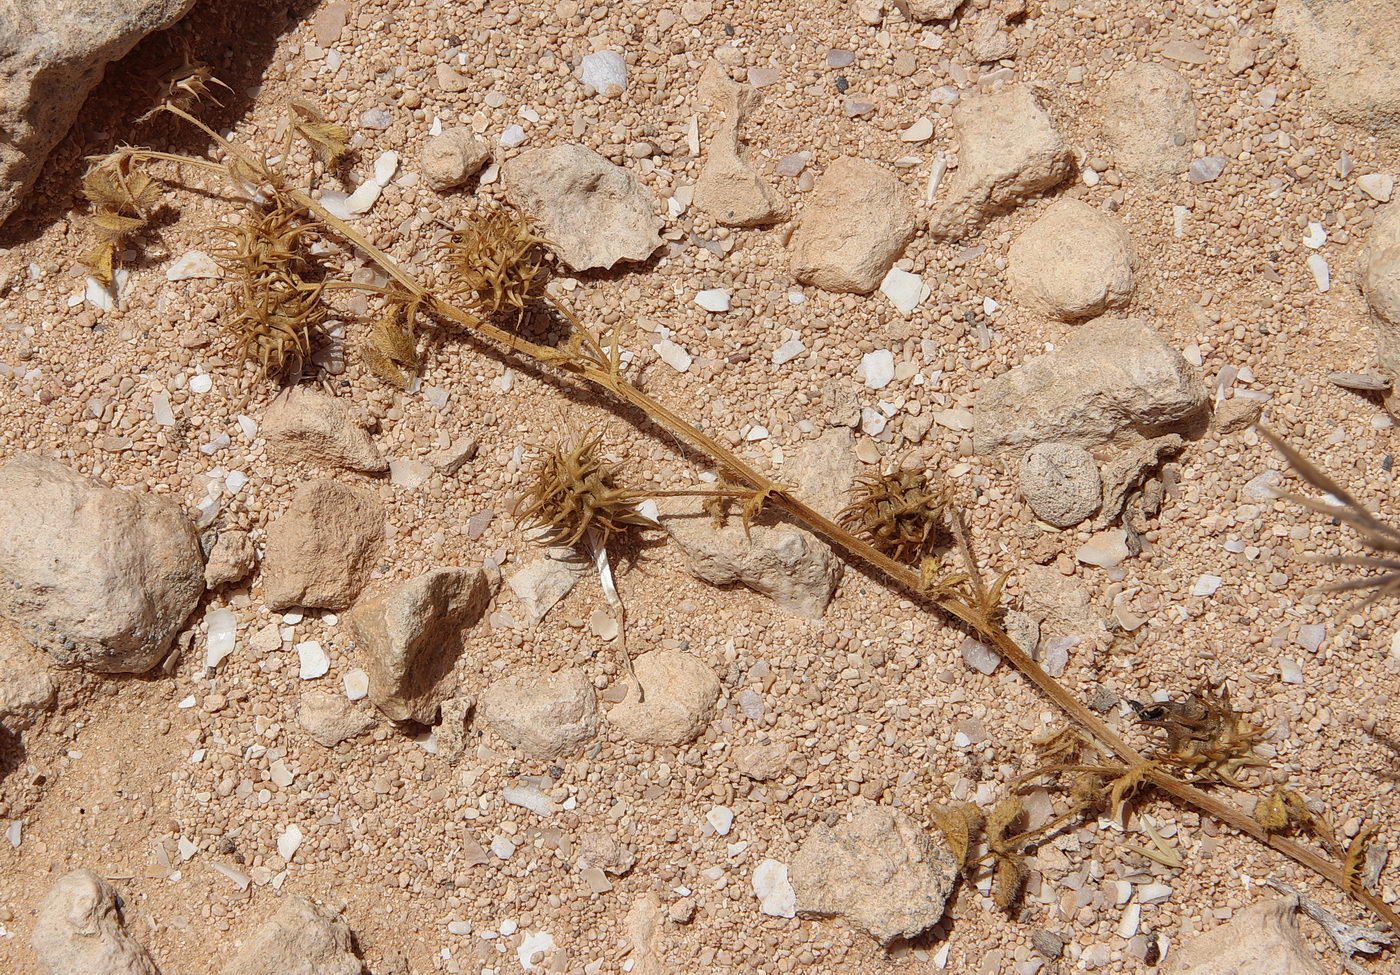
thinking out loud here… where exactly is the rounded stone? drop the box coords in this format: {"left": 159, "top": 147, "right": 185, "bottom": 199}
{"left": 1019, "top": 442, "right": 1102, "bottom": 527}
{"left": 1008, "top": 199, "right": 1135, "bottom": 321}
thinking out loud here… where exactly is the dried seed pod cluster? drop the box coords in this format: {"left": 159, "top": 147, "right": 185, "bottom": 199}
{"left": 840, "top": 468, "right": 952, "bottom": 566}
{"left": 516, "top": 437, "right": 654, "bottom": 549}
{"left": 440, "top": 210, "right": 552, "bottom": 318}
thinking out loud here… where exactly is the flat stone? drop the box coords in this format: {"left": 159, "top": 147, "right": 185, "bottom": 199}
{"left": 261, "top": 387, "right": 386, "bottom": 473}
{"left": 1162, "top": 897, "right": 1324, "bottom": 975}
{"left": 216, "top": 896, "right": 363, "bottom": 975}
{"left": 1102, "top": 63, "right": 1197, "bottom": 177}
{"left": 32, "top": 870, "right": 159, "bottom": 975}
{"left": 478, "top": 667, "right": 598, "bottom": 758}
{"left": 790, "top": 157, "right": 916, "bottom": 294}
{"left": 262, "top": 480, "right": 385, "bottom": 612}
{"left": 1019, "top": 442, "right": 1102, "bottom": 527}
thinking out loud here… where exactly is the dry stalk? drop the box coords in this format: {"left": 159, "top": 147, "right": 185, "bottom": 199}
{"left": 98, "top": 101, "right": 1400, "bottom": 936}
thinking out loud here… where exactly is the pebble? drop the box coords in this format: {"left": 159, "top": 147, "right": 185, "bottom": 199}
{"left": 695, "top": 288, "right": 731, "bottom": 313}
{"left": 277, "top": 824, "right": 303, "bottom": 861}
{"left": 189, "top": 373, "right": 213, "bottom": 394}
{"left": 706, "top": 805, "right": 734, "bottom": 835}
{"left": 1358, "top": 173, "right": 1395, "bottom": 202}
{"left": 166, "top": 250, "right": 219, "bottom": 281}
{"left": 343, "top": 669, "right": 369, "bottom": 700}
{"left": 297, "top": 640, "right": 330, "bottom": 679}
{"left": 1280, "top": 658, "right": 1303, "bottom": 684}
{"left": 860, "top": 349, "right": 895, "bottom": 389}
{"left": 205, "top": 608, "right": 236, "bottom": 669}
{"left": 499, "top": 124, "right": 527, "bottom": 148}
{"left": 900, "top": 117, "right": 934, "bottom": 143}
{"left": 578, "top": 50, "right": 627, "bottom": 96}
{"left": 1307, "top": 252, "right": 1331, "bottom": 292}
{"left": 1297, "top": 624, "right": 1326, "bottom": 653}
{"left": 960, "top": 636, "right": 1000, "bottom": 675}
{"left": 879, "top": 268, "right": 929, "bottom": 315}
{"left": 1191, "top": 574, "right": 1223, "bottom": 596}
{"left": 1076, "top": 529, "right": 1130, "bottom": 568}
{"left": 772, "top": 338, "right": 806, "bottom": 365}
{"left": 1302, "top": 222, "right": 1327, "bottom": 248}
{"left": 752, "top": 859, "right": 796, "bottom": 918}
{"left": 1188, "top": 156, "right": 1226, "bottom": 183}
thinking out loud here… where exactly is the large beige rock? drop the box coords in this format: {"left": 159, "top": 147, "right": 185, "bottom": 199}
{"left": 0, "top": 0, "right": 196, "bottom": 227}
{"left": 503, "top": 144, "right": 663, "bottom": 271}
{"left": 657, "top": 429, "right": 855, "bottom": 617}
{"left": 790, "top": 157, "right": 916, "bottom": 294}
{"left": 1362, "top": 204, "right": 1400, "bottom": 391}
{"left": 1163, "top": 897, "right": 1325, "bottom": 975}
{"left": 32, "top": 870, "right": 159, "bottom": 975}
{"left": 1008, "top": 199, "right": 1135, "bottom": 321}
{"left": 478, "top": 667, "right": 598, "bottom": 758}
{"left": 894, "top": 0, "right": 965, "bottom": 20}
{"left": 261, "top": 387, "right": 386, "bottom": 473}
{"left": 348, "top": 567, "right": 492, "bottom": 724}
{"left": 929, "top": 85, "right": 1074, "bottom": 240}
{"left": 0, "top": 619, "right": 56, "bottom": 730}
{"left": 606, "top": 648, "right": 721, "bottom": 745}
{"left": 1274, "top": 0, "right": 1400, "bottom": 144}
{"left": 0, "top": 454, "right": 203, "bottom": 673}
{"left": 790, "top": 806, "right": 956, "bottom": 945}
{"left": 218, "top": 896, "right": 363, "bottom": 975}
{"left": 1101, "top": 63, "right": 1197, "bottom": 177}
{"left": 262, "top": 480, "right": 384, "bottom": 612}
{"left": 972, "top": 317, "right": 1207, "bottom": 454}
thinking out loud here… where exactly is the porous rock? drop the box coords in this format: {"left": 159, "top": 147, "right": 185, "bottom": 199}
{"left": 1362, "top": 204, "right": 1400, "bottom": 396}
{"left": 735, "top": 741, "right": 789, "bottom": 780}
{"left": 421, "top": 126, "right": 490, "bottom": 191}
{"left": 0, "top": 0, "right": 197, "bottom": 227}
{"left": 607, "top": 648, "right": 721, "bottom": 745}
{"left": 694, "top": 70, "right": 787, "bottom": 226}
{"left": 478, "top": 667, "right": 598, "bottom": 758}
{"left": 260, "top": 387, "right": 385, "bottom": 473}
{"left": 789, "top": 806, "right": 956, "bottom": 945}
{"left": 1019, "top": 442, "right": 1102, "bottom": 528}
{"left": 204, "top": 529, "right": 256, "bottom": 589}
{"left": 1008, "top": 199, "right": 1135, "bottom": 321}
{"left": 658, "top": 429, "right": 855, "bottom": 618}
{"left": 217, "top": 896, "right": 363, "bottom": 975}
{"left": 1273, "top": 0, "right": 1400, "bottom": 144}
{"left": 298, "top": 689, "right": 375, "bottom": 747}
{"left": 0, "top": 454, "right": 203, "bottom": 673}
{"left": 262, "top": 480, "right": 384, "bottom": 612}
{"left": 973, "top": 317, "right": 1207, "bottom": 454}
{"left": 503, "top": 144, "right": 663, "bottom": 271}
{"left": 1101, "top": 63, "right": 1197, "bottom": 176}
{"left": 0, "top": 619, "right": 57, "bottom": 731}
{"left": 348, "top": 567, "right": 492, "bottom": 724}
{"left": 928, "top": 85, "right": 1074, "bottom": 240}
{"left": 32, "top": 870, "right": 159, "bottom": 975}
{"left": 894, "top": 0, "right": 965, "bottom": 20}
{"left": 578, "top": 830, "right": 637, "bottom": 875}
{"left": 789, "top": 157, "right": 916, "bottom": 294}
{"left": 1162, "top": 897, "right": 1325, "bottom": 975}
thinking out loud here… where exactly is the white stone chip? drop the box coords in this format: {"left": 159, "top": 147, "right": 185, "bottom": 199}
{"left": 1280, "top": 658, "right": 1303, "bottom": 684}
{"left": 277, "top": 824, "right": 303, "bottom": 861}
{"left": 373, "top": 150, "right": 400, "bottom": 186}
{"left": 166, "top": 250, "right": 220, "bottom": 281}
{"left": 1307, "top": 252, "right": 1330, "bottom": 292}
{"left": 880, "top": 268, "right": 929, "bottom": 315}
{"left": 343, "top": 180, "right": 382, "bottom": 214}
{"left": 1302, "top": 222, "right": 1327, "bottom": 249}
{"left": 655, "top": 339, "right": 692, "bottom": 372}
{"left": 499, "top": 124, "right": 527, "bottom": 148}
{"left": 752, "top": 859, "right": 796, "bottom": 918}
{"left": 189, "top": 373, "right": 213, "bottom": 394}
{"left": 344, "top": 668, "right": 369, "bottom": 700}
{"left": 900, "top": 117, "right": 934, "bottom": 142}
{"left": 578, "top": 50, "right": 628, "bottom": 96}
{"left": 297, "top": 640, "right": 330, "bottom": 679}
{"left": 1358, "top": 174, "right": 1394, "bottom": 203}
{"left": 1076, "top": 529, "right": 1130, "bottom": 568}
{"left": 205, "top": 608, "right": 236, "bottom": 669}
{"left": 860, "top": 349, "right": 895, "bottom": 389}
{"left": 772, "top": 338, "right": 806, "bottom": 365}
{"left": 695, "top": 288, "right": 731, "bottom": 313}
{"left": 518, "top": 931, "right": 556, "bottom": 971}
{"left": 706, "top": 805, "right": 735, "bottom": 836}
{"left": 1191, "top": 574, "right": 1223, "bottom": 597}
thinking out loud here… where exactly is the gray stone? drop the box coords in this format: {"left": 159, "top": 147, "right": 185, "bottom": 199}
{"left": 32, "top": 870, "right": 158, "bottom": 975}
{"left": 735, "top": 741, "right": 789, "bottom": 780}
{"left": 262, "top": 480, "right": 384, "bottom": 612}
{"left": 790, "top": 806, "right": 956, "bottom": 945}
{"left": 217, "top": 896, "right": 363, "bottom": 975}
{"left": 973, "top": 317, "right": 1207, "bottom": 454}
{"left": 607, "top": 648, "right": 721, "bottom": 746}
{"left": 1094, "top": 434, "right": 1184, "bottom": 528}
{"left": 260, "top": 387, "right": 385, "bottom": 473}
{"left": 478, "top": 667, "right": 598, "bottom": 758}
{"left": 348, "top": 567, "right": 493, "bottom": 724}
{"left": 790, "top": 157, "right": 916, "bottom": 294}
{"left": 1163, "top": 897, "right": 1324, "bottom": 975}
{"left": 1102, "top": 63, "right": 1197, "bottom": 177}
{"left": 0, "top": 454, "right": 203, "bottom": 673}
{"left": 895, "top": 0, "right": 965, "bottom": 20}
{"left": 929, "top": 85, "right": 1074, "bottom": 240}
{"left": 503, "top": 144, "right": 663, "bottom": 271}
{"left": 1008, "top": 199, "right": 1135, "bottom": 321}
{"left": 0, "top": 0, "right": 196, "bottom": 227}
{"left": 1019, "top": 442, "right": 1102, "bottom": 528}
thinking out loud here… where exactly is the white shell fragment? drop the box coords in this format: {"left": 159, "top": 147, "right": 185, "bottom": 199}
{"left": 166, "top": 250, "right": 220, "bottom": 281}
{"left": 297, "top": 640, "right": 330, "bottom": 679}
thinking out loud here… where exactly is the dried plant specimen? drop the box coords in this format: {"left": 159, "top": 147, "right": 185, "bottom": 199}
{"left": 440, "top": 210, "right": 552, "bottom": 318}
{"left": 516, "top": 437, "right": 654, "bottom": 549}
{"left": 79, "top": 151, "right": 163, "bottom": 284}
{"left": 286, "top": 99, "right": 349, "bottom": 166}
{"left": 840, "top": 468, "right": 952, "bottom": 565}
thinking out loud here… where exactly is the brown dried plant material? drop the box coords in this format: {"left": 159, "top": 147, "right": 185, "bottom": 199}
{"left": 440, "top": 210, "right": 552, "bottom": 318}
{"left": 930, "top": 802, "right": 983, "bottom": 872}
{"left": 286, "top": 99, "right": 349, "bottom": 167}
{"left": 1131, "top": 684, "right": 1265, "bottom": 788}
{"left": 516, "top": 437, "right": 655, "bottom": 549}
{"left": 360, "top": 299, "right": 422, "bottom": 389}
{"left": 985, "top": 798, "right": 1028, "bottom": 911}
{"left": 840, "top": 468, "right": 952, "bottom": 566}
{"left": 79, "top": 152, "right": 162, "bottom": 284}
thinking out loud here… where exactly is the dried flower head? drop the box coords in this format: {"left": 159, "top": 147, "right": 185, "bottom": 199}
{"left": 440, "top": 210, "right": 551, "bottom": 317}
{"left": 286, "top": 99, "right": 349, "bottom": 167}
{"left": 79, "top": 151, "right": 163, "bottom": 284}
{"left": 1132, "top": 683, "right": 1265, "bottom": 788}
{"left": 360, "top": 297, "right": 422, "bottom": 389}
{"left": 516, "top": 437, "right": 654, "bottom": 549}
{"left": 841, "top": 468, "right": 952, "bottom": 565}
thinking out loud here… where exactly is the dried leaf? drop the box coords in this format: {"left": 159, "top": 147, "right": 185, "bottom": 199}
{"left": 992, "top": 855, "right": 1026, "bottom": 910}
{"left": 1345, "top": 825, "right": 1378, "bottom": 897}
{"left": 288, "top": 99, "right": 349, "bottom": 166}
{"left": 930, "top": 803, "right": 982, "bottom": 870}
{"left": 81, "top": 241, "right": 117, "bottom": 285}
{"left": 361, "top": 300, "right": 421, "bottom": 389}
{"left": 739, "top": 482, "right": 790, "bottom": 538}
{"left": 985, "top": 797, "right": 1024, "bottom": 852}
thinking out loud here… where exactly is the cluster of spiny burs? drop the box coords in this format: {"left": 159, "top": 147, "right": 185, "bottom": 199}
{"left": 73, "top": 77, "right": 1399, "bottom": 945}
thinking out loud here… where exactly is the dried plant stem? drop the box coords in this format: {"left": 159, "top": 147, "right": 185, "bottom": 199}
{"left": 135, "top": 111, "right": 1400, "bottom": 933}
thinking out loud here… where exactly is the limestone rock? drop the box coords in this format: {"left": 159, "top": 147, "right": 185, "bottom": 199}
{"left": 1022, "top": 564, "right": 1108, "bottom": 647}
{"left": 0, "top": 619, "right": 57, "bottom": 731}
{"left": 1018, "top": 442, "right": 1102, "bottom": 528}
{"left": 478, "top": 668, "right": 598, "bottom": 758}
{"left": 1101, "top": 63, "right": 1197, "bottom": 176}
{"left": 578, "top": 830, "right": 637, "bottom": 875}
{"left": 0, "top": 454, "right": 203, "bottom": 673}
{"left": 505, "top": 550, "right": 588, "bottom": 626}
{"left": 503, "top": 144, "right": 663, "bottom": 271}
{"left": 735, "top": 741, "right": 789, "bottom": 780}
{"left": 204, "top": 529, "right": 256, "bottom": 589}
{"left": 973, "top": 317, "right": 1207, "bottom": 454}
{"left": 1008, "top": 199, "right": 1135, "bottom": 321}
{"left": 1094, "top": 434, "right": 1183, "bottom": 529}
{"left": 623, "top": 894, "right": 666, "bottom": 975}
{"left": 262, "top": 480, "right": 385, "bottom": 612}
{"left": 694, "top": 71, "right": 787, "bottom": 227}
{"left": 790, "top": 806, "right": 956, "bottom": 945}
{"left": 0, "top": 0, "right": 197, "bottom": 227}
{"left": 929, "top": 85, "right": 1074, "bottom": 240}
{"left": 790, "top": 157, "right": 916, "bottom": 294}
{"left": 421, "top": 127, "right": 490, "bottom": 191}
{"left": 1362, "top": 204, "right": 1400, "bottom": 392}
{"left": 348, "top": 567, "right": 492, "bottom": 724}
{"left": 217, "top": 896, "right": 363, "bottom": 975}
{"left": 298, "top": 689, "right": 375, "bottom": 747}
{"left": 1274, "top": 0, "right": 1400, "bottom": 144}
{"left": 606, "top": 648, "right": 720, "bottom": 746}
{"left": 261, "top": 387, "right": 385, "bottom": 473}
{"left": 32, "top": 870, "right": 159, "bottom": 975}
{"left": 1163, "top": 897, "right": 1325, "bottom": 975}
{"left": 895, "top": 0, "right": 965, "bottom": 20}
{"left": 657, "top": 429, "right": 855, "bottom": 617}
